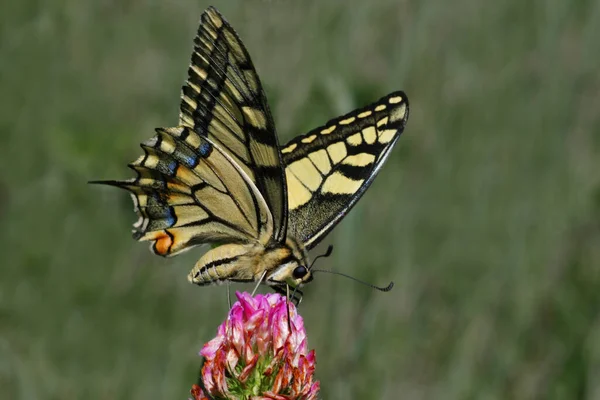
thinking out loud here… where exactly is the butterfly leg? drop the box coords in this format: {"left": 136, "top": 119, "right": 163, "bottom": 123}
{"left": 251, "top": 271, "right": 267, "bottom": 297}
{"left": 291, "top": 286, "right": 304, "bottom": 306}
{"left": 272, "top": 285, "right": 303, "bottom": 306}
{"left": 286, "top": 284, "right": 292, "bottom": 332}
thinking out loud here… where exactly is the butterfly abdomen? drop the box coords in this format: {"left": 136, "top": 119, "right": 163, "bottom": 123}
{"left": 188, "top": 243, "right": 258, "bottom": 285}
{"left": 187, "top": 236, "right": 311, "bottom": 287}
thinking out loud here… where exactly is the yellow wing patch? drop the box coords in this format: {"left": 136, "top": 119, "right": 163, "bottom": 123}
{"left": 286, "top": 170, "right": 312, "bottom": 209}
{"left": 339, "top": 116, "right": 356, "bottom": 125}
{"left": 282, "top": 91, "right": 409, "bottom": 249}
{"left": 322, "top": 172, "right": 364, "bottom": 194}
{"left": 288, "top": 159, "right": 322, "bottom": 191}
{"left": 301, "top": 134, "right": 317, "bottom": 144}
{"left": 308, "top": 150, "right": 331, "bottom": 174}
{"left": 378, "top": 129, "right": 396, "bottom": 144}
{"left": 362, "top": 126, "right": 377, "bottom": 144}
{"left": 343, "top": 153, "right": 375, "bottom": 167}
{"left": 281, "top": 143, "right": 297, "bottom": 154}
{"left": 321, "top": 125, "right": 336, "bottom": 135}
{"left": 327, "top": 142, "right": 347, "bottom": 164}
{"left": 347, "top": 132, "right": 363, "bottom": 146}
{"left": 241, "top": 106, "right": 267, "bottom": 129}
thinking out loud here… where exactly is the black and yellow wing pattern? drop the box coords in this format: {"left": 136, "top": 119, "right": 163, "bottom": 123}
{"left": 92, "top": 126, "right": 273, "bottom": 257}
{"left": 178, "top": 7, "right": 287, "bottom": 243}
{"left": 282, "top": 92, "right": 409, "bottom": 250}
{"left": 92, "top": 6, "right": 409, "bottom": 292}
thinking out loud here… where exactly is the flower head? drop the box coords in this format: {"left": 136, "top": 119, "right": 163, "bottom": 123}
{"left": 191, "top": 292, "right": 319, "bottom": 400}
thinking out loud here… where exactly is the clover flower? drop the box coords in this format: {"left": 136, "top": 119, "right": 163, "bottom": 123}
{"left": 190, "top": 292, "right": 319, "bottom": 400}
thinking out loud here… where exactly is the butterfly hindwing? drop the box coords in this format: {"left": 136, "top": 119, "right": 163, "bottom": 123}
{"left": 92, "top": 126, "right": 273, "bottom": 257}
{"left": 282, "top": 92, "right": 409, "bottom": 250}
{"left": 179, "top": 7, "right": 288, "bottom": 243}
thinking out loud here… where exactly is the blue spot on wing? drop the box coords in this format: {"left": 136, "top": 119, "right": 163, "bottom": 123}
{"left": 165, "top": 208, "right": 176, "bottom": 227}
{"left": 145, "top": 205, "right": 177, "bottom": 230}
{"left": 199, "top": 142, "right": 212, "bottom": 157}
{"left": 182, "top": 154, "right": 199, "bottom": 168}
{"left": 166, "top": 159, "right": 178, "bottom": 175}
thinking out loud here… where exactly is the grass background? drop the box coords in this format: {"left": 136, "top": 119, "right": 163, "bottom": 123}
{"left": 2, "top": 0, "right": 600, "bottom": 399}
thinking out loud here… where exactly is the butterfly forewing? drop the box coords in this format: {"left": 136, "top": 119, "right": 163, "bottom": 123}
{"left": 282, "top": 92, "right": 409, "bottom": 250}
{"left": 179, "top": 7, "right": 288, "bottom": 243}
{"left": 93, "top": 126, "right": 273, "bottom": 257}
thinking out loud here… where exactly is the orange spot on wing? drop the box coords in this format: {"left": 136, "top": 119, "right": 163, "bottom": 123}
{"left": 149, "top": 231, "right": 173, "bottom": 255}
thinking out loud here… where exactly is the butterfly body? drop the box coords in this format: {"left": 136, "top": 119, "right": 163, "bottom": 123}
{"left": 188, "top": 237, "right": 310, "bottom": 289}
{"left": 92, "top": 7, "right": 409, "bottom": 299}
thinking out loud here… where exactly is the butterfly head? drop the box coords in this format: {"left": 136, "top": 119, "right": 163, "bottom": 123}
{"left": 264, "top": 237, "right": 312, "bottom": 288}
{"left": 267, "top": 261, "right": 313, "bottom": 288}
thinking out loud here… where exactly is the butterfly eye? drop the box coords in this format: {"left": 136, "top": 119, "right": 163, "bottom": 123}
{"left": 292, "top": 265, "right": 308, "bottom": 279}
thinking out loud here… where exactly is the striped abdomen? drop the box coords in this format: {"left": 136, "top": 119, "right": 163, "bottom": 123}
{"left": 187, "top": 237, "right": 311, "bottom": 288}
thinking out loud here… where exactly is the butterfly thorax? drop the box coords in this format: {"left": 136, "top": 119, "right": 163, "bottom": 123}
{"left": 187, "top": 235, "right": 311, "bottom": 288}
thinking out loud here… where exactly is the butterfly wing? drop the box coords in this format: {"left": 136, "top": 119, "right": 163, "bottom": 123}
{"left": 179, "top": 7, "right": 287, "bottom": 243}
{"left": 92, "top": 126, "right": 273, "bottom": 257}
{"left": 282, "top": 91, "right": 409, "bottom": 250}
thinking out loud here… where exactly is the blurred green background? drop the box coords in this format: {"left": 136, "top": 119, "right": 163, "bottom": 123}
{"left": 2, "top": 0, "right": 600, "bottom": 399}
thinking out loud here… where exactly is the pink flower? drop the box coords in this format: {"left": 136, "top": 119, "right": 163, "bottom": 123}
{"left": 190, "top": 292, "right": 320, "bottom": 400}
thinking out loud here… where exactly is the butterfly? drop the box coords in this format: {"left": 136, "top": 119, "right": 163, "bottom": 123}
{"left": 92, "top": 6, "right": 409, "bottom": 303}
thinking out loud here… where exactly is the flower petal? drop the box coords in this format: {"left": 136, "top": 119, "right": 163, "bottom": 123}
{"left": 190, "top": 384, "right": 211, "bottom": 400}
{"left": 238, "top": 353, "right": 259, "bottom": 382}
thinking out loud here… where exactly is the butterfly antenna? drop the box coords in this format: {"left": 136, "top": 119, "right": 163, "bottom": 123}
{"left": 310, "top": 269, "right": 394, "bottom": 292}
{"left": 308, "top": 245, "right": 334, "bottom": 270}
